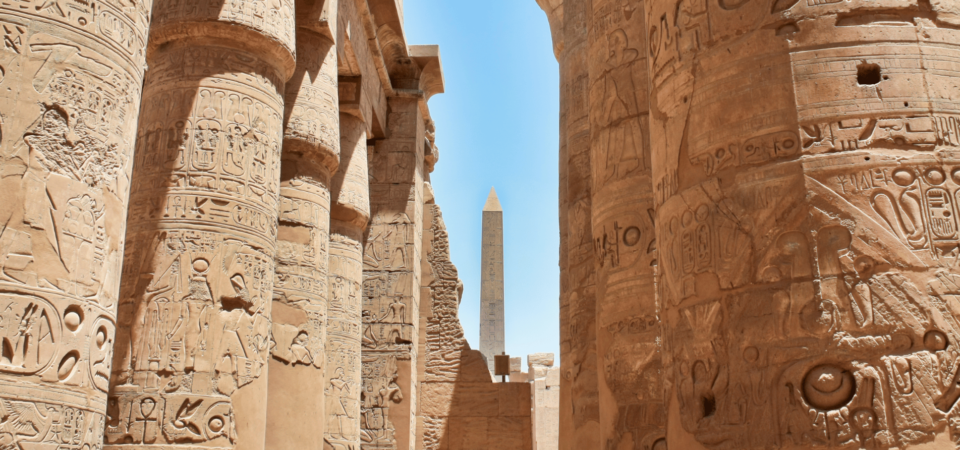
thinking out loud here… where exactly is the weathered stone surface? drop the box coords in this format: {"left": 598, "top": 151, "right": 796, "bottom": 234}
{"left": 363, "top": 94, "right": 426, "bottom": 450}
{"left": 419, "top": 203, "right": 532, "bottom": 450}
{"left": 325, "top": 111, "right": 369, "bottom": 450}
{"left": 644, "top": 0, "right": 960, "bottom": 447}
{"left": 0, "top": 0, "right": 152, "bottom": 440}
{"left": 0, "top": 0, "right": 478, "bottom": 449}
{"left": 540, "top": 0, "right": 960, "bottom": 446}
{"left": 265, "top": 0, "right": 341, "bottom": 446}
{"left": 480, "top": 188, "right": 505, "bottom": 373}
{"left": 110, "top": 0, "right": 295, "bottom": 438}
{"left": 531, "top": 354, "right": 560, "bottom": 450}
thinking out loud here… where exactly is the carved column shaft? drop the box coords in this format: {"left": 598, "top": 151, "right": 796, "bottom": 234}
{"left": 109, "top": 0, "right": 295, "bottom": 447}
{"left": 586, "top": 1, "right": 664, "bottom": 448}
{"left": 266, "top": 24, "right": 340, "bottom": 449}
{"left": 325, "top": 111, "right": 369, "bottom": 450}
{"left": 647, "top": 0, "right": 960, "bottom": 448}
{"left": 559, "top": 0, "right": 602, "bottom": 447}
{"left": 0, "top": 0, "right": 152, "bottom": 442}
{"left": 362, "top": 96, "right": 425, "bottom": 450}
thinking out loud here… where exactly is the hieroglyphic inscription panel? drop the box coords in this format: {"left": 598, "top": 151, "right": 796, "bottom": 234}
{"left": 0, "top": 0, "right": 150, "bottom": 443}
{"left": 324, "top": 113, "right": 369, "bottom": 450}
{"left": 645, "top": 0, "right": 960, "bottom": 446}
{"left": 108, "top": 44, "right": 284, "bottom": 449}
{"left": 586, "top": 0, "right": 664, "bottom": 447}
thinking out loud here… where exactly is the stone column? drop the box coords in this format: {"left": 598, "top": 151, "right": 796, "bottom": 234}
{"left": 0, "top": 0, "right": 151, "bottom": 442}
{"left": 646, "top": 0, "right": 960, "bottom": 448}
{"left": 557, "top": 0, "right": 602, "bottom": 447}
{"left": 108, "top": 0, "right": 295, "bottom": 447}
{"left": 586, "top": 1, "right": 664, "bottom": 448}
{"left": 325, "top": 111, "right": 369, "bottom": 450}
{"left": 265, "top": 17, "right": 340, "bottom": 448}
{"left": 362, "top": 96, "right": 424, "bottom": 450}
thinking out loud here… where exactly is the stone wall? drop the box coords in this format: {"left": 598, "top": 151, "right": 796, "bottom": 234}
{"left": 529, "top": 353, "right": 560, "bottom": 450}
{"left": 419, "top": 203, "right": 533, "bottom": 450}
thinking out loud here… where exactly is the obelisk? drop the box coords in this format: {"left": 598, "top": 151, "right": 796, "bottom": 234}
{"left": 480, "top": 187, "right": 505, "bottom": 374}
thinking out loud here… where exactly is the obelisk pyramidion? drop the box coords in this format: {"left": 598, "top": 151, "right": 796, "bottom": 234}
{"left": 480, "top": 187, "right": 505, "bottom": 374}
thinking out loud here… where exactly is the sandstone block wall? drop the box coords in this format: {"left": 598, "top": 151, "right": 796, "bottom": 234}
{"left": 529, "top": 353, "right": 560, "bottom": 450}
{"left": 419, "top": 203, "right": 533, "bottom": 450}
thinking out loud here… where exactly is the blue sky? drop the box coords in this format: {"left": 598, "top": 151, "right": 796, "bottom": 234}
{"left": 403, "top": 1, "right": 561, "bottom": 368}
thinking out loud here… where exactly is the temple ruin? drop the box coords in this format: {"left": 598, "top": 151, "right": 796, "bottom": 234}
{"left": 3, "top": 0, "right": 959, "bottom": 446}
{"left": 537, "top": 0, "right": 960, "bottom": 448}
{"left": 0, "top": 0, "right": 546, "bottom": 447}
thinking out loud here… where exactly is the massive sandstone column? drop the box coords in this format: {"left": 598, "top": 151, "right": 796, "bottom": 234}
{"left": 362, "top": 95, "right": 425, "bottom": 450}
{"left": 0, "top": 0, "right": 151, "bottom": 443}
{"left": 325, "top": 111, "right": 369, "bottom": 450}
{"left": 265, "top": 2, "right": 340, "bottom": 445}
{"left": 586, "top": 1, "right": 665, "bottom": 448}
{"left": 646, "top": 0, "right": 960, "bottom": 447}
{"left": 558, "top": 0, "right": 603, "bottom": 447}
{"left": 108, "top": 0, "right": 295, "bottom": 446}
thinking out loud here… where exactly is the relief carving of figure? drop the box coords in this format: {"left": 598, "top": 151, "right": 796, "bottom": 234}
{"left": 596, "top": 29, "right": 643, "bottom": 187}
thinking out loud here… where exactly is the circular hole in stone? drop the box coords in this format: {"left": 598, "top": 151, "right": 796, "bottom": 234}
{"left": 64, "top": 306, "right": 83, "bottom": 332}
{"left": 803, "top": 364, "right": 856, "bottom": 410}
{"left": 924, "top": 330, "right": 948, "bottom": 352}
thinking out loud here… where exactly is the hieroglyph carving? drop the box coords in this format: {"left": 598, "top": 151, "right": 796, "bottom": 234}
{"left": 645, "top": 0, "right": 960, "bottom": 446}
{"left": 109, "top": 44, "right": 284, "bottom": 447}
{"left": 360, "top": 354, "right": 403, "bottom": 448}
{"left": 0, "top": 0, "right": 150, "bottom": 441}
{"left": 422, "top": 205, "right": 462, "bottom": 450}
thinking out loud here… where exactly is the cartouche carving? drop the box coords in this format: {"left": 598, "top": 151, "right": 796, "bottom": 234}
{"left": 0, "top": 0, "right": 150, "bottom": 440}
{"left": 108, "top": 0, "right": 293, "bottom": 441}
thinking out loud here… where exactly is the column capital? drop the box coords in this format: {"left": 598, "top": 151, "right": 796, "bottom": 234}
{"left": 536, "top": 0, "right": 564, "bottom": 60}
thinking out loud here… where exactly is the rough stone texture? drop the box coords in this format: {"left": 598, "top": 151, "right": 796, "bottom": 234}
{"left": 586, "top": 1, "right": 665, "bottom": 448}
{"left": 480, "top": 188, "right": 505, "bottom": 373}
{"left": 553, "top": 0, "right": 604, "bottom": 448}
{"left": 0, "top": 0, "right": 473, "bottom": 448}
{"left": 530, "top": 354, "right": 560, "bottom": 450}
{"left": 109, "top": 0, "right": 296, "bottom": 442}
{"left": 0, "top": 0, "right": 152, "bottom": 442}
{"left": 265, "top": 0, "right": 341, "bottom": 445}
{"left": 647, "top": 0, "right": 960, "bottom": 447}
{"left": 540, "top": 0, "right": 960, "bottom": 447}
{"left": 420, "top": 203, "right": 532, "bottom": 450}
{"left": 362, "top": 95, "right": 425, "bottom": 450}
{"left": 325, "top": 112, "right": 369, "bottom": 450}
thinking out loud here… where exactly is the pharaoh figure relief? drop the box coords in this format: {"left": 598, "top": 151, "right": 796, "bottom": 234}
{"left": 0, "top": 0, "right": 150, "bottom": 441}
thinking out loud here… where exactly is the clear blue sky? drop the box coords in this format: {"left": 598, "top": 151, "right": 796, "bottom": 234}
{"left": 404, "top": 1, "right": 561, "bottom": 368}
